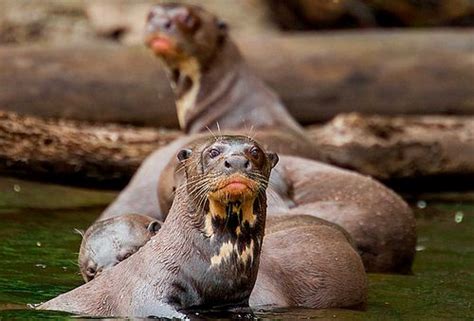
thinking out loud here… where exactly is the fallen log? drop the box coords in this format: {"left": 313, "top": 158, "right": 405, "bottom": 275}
{"left": 1, "top": 111, "right": 473, "bottom": 191}
{"left": 1, "top": 29, "right": 473, "bottom": 127}
{"left": 0, "top": 111, "right": 180, "bottom": 188}
{"left": 309, "top": 113, "right": 474, "bottom": 192}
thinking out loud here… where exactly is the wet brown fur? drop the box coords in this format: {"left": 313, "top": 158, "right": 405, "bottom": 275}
{"left": 253, "top": 214, "right": 367, "bottom": 309}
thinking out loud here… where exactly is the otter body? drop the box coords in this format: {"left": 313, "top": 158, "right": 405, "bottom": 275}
{"left": 79, "top": 213, "right": 367, "bottom": 310}
{"left": 253, "top": 215, "right": 367, "bottom": 309}
{"left": 275, "top": 156, "right": 416, "bottom": 273}
{"left": 40, "top": 136, "right": 277, "bottom": 317}
{"left": 145, "top": 3, "right": 308, "bottom": 140}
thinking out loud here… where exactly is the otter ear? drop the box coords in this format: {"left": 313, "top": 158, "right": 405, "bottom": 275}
{"left": 216, "top": 19, "right": 228, "bottom": 44}
{"left": 177, "top": 148, "right": 192, "bottom": 162}
{"left": 217, "top": 20, "right": 228, "bottom": 33}
{"left": 147, "top": 220, "right": 163, "bottom": 234}
{"left": 267, "top": 152, "right": 279, "bottom": 168}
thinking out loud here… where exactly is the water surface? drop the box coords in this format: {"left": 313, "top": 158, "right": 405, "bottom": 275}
{"left": 0, "top": 177, "right": 472, "bottom": 320}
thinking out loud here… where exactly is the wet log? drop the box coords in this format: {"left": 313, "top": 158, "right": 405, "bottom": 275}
{"left": 1, "top": 111, "right": 473, "bottom": 190}
{"left": 1, "top": 29, "right": 474, "bottom": 127}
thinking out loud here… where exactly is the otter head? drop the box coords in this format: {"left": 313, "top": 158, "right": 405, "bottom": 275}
{"left": 145, "top": 3, "right": 227, "bottom": 69}
{"left": 177, "top": 135, "right": 278, "bottom": 241}
{"left": 169, "top": 135, "right": 278, "bottom": 306}
{"left": 78, "top": 214, "right": 162, "bottom": 282}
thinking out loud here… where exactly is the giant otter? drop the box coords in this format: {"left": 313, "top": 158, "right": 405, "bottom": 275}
{"left": 144, "top": 3, "right": 306, "bottom": 138}
{"left": 77, "top": 138, "right": 367, "bottom": 311}
{"left": 39, "top": 135, "right": 278, "bottom": 316}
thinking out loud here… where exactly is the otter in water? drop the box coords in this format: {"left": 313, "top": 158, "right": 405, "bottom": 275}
{"left": 39, "top": 135, "right": 278, "bottom": 317}
{"left": 78, "top": 213, "right": 367, "bottom": 310}
{"left": 78, "top": 214, "right": 162, "bottom": 282}
{"left": 77, "top": 138, "right": 367, "bottom": 310}
{"left": 253, "top": 214, "right": 367, "bottom": 309}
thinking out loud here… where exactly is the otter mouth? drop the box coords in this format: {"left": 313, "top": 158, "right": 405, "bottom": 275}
{"left": 205, "top": 174, "right": 260, "bottom": 233}
{"left": 209, "top": 174, "right": 258, "bottom": 203}
{"left": 145, "top": 34, "right": 177, "bottom": 56}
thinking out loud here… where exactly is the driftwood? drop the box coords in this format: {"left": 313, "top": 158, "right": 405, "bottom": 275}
{"left": 1, "top": 111, "right": 473, "bottom": 190}
{"left": 1, "top": 29, "right": 474, "bottom": 127}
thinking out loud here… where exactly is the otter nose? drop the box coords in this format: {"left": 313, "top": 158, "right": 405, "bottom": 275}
{"left": 223, "top": 156, "right": 250, "bottom": 173}
{"left": 147, "top": 15, "right": 173, "bottom": 31}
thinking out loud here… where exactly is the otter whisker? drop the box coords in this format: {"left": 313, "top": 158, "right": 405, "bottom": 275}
{"left": 205, "top": 126, "right": 218, "bottom": 140}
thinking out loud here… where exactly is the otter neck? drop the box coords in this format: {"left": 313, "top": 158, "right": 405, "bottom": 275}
{"left": 166, "top": 40, "right": 244, "bottom": 133}
{"left": 161, "top": 186, "right": 266, "bottom": 309}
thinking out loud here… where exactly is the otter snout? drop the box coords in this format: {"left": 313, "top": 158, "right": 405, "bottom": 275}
{"left": 223, "top": 155, "right": 251, "bottom": 174}
{"left": 145, "top": 5, "right": 198, "bottom": 39}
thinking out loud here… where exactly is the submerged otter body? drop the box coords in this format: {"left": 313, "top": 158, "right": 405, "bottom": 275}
{"left": 39, "top": 136, "right": 277, "bottom": 317}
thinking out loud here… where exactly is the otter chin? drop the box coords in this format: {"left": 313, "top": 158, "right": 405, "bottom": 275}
{"left": 146, "top": 35, "right": 177, "bottom": 56}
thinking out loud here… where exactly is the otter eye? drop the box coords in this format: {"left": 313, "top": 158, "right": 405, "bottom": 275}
{"left": 86, "top": 267, "right": 96, "bottom": 275}
{"left": 250, "top": 147, "right": 260, "bottom": 158}
{"left": 217, "top": 20, "right": 227, "bottom": 31}
{"left": 147, "top": 11, "right": 155, "bottom": 22}
{"left": 209, "top": 148, "right": 220, "bottom": 159}
{"left": 184, "top": 14, "right": 197, "bottom": 29}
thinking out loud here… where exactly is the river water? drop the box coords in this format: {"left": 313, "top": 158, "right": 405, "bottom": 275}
{"left": 0, "top": 177, "right": 472, "bottom": 320}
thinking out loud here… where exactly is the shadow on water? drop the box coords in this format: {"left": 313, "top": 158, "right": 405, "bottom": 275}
{"left": 0, "top": 177, "right": 473, "bottom": 320}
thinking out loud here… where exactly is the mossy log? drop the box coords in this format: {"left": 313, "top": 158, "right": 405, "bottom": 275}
{"left": 1, "top": 111, "right": 473, "bottom": 190}
{"left": 1, "top": 29, "right": 473, "bottom": 127}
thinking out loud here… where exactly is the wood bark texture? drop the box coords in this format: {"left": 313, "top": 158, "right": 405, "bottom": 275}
{"left": 1, "top": 111, "right": 473, "bottom": 190}
{"left": 1, "top": 29, "right": 473, "bottom": 127}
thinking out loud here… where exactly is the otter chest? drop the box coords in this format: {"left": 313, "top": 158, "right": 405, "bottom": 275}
{"left": 175, "top": 58, "right": 201, "bottom": 129}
